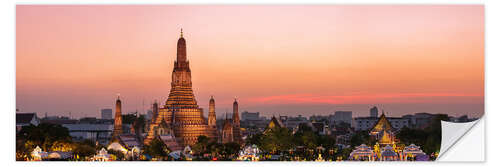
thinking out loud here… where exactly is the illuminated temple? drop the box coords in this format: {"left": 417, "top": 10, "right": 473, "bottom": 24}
{"left": 369, "top": 113, "right": 395, "bottom": 145}
{"left": 349, "top": 112, "right": 428, "bottom": 161}
{"left": 144, "top": 30, "right": 217, "bottom": 146}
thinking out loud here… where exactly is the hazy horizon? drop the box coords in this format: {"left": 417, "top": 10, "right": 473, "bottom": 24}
{"left": 16, "top": 5, "right": 484, "bottom": 119}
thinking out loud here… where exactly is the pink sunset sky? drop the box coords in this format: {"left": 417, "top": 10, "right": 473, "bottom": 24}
{"left": 16, "top": 5, "right": 484, "bottom": 118}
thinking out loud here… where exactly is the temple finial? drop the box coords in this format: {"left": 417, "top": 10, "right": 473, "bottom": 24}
{"left": 180, "top": 28, "right": 183, "bottom": 38}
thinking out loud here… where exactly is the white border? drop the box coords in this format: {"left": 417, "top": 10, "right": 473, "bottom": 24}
{"left": 2, "top": 0, "right": 495, "bottom": 167}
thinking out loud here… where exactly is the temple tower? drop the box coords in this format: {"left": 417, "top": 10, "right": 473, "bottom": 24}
{"left": 222, "top": 117, "right": 234, "bottom": 144}
{"left": 144, "top": 30, "right": 216, "bottom": 146}
{"left": 113, "top": 95, "right": 123, "bottom": 137}
{"left": 177, "top": 29, "right": 187, "bottom": 63}
{"left": 232, "top": 99, "right": 242, "bottom": 143}
{"left": 233, "top": 99, "right": 240, "bottom": 127}
{"left": 208, "top": 96, "right": 216, "bottom": 128}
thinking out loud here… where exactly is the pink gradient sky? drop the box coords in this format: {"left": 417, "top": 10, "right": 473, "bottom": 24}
{"left": 16, "top": 5, "right": 484, "bottom": 118}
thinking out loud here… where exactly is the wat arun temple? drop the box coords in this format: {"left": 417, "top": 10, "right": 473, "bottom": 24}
{"left": 139, "top": 30, "right": 240, "bottom": 147}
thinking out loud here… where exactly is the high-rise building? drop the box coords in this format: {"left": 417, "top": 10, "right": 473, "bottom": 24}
{"left": 146, "top": 109, "right": 153, "bottom": 120}
{"left": 101, "top": 109, "right": 113, "bottom": 120}
{"left": 329, "top": 111, "right": 353, "bottom": 126}
{"left": 370, "top": 106, "right": 379, "bottom": 117}
{"left": 144, "top": 30, "right": 217, "bottom": 146}
{"left": 354, "top": 112, "right": 409, "bottom": 131}
{"left": 152, "top": 101, "right": 158, "bottom": 121}
{"left": 241, "top": 111, "right": 259, "bottom": 121}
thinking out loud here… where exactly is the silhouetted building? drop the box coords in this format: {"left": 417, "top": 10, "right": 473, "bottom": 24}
{"left": 281, "top": 115, "right": 308, "bottom": 131}
{"left": 101, "top": 109, "right": 113, "bottom": 120}
{"left": 402, "top": 113, "right": 437, "bottom": 129}
{"left": 329, "top": 111, "right": 352, "bottom": 127}
{"left": 370, "top": 106, "right": 379, "bottom": 117}
{"left": 355, "top": 112, "right": 409, "bottom": 131}
{"left": 62, "top": 124, "right": 113, "bottom": 145}
{"left": 16, "top": 113, "right": 40, "bottom": 132}
{"left": 242, "top": 111, "right": 260, "bottom": 121}
{"left": 40, "top": 116, "right": 78, "bottom": 125}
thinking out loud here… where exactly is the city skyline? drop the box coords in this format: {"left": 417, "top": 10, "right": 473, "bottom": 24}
{"left": 16, "top": 5, "right": 484, "bottom": 119}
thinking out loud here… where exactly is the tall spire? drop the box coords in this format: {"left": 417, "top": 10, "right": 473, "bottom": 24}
{"left": 208, "top": 96, "right": 216, "bottom": 127}
{"left": 231, "top": 98, "right": 242, "bottom": 144}
{"left": 233, "top": 98, "right": 240, "bottom": 126}
{"left": 113, "top": 95, "right": 123, "bottom": 138}
{"left": 176, "top": 28, "right": 187, "bottom": 63}
{"left": 145, "top": 31, "right": 216, "bottom": 146}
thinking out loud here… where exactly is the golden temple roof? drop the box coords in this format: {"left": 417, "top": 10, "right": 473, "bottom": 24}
{"left": 369, "top": 113, "right": 393, "bottom": 134}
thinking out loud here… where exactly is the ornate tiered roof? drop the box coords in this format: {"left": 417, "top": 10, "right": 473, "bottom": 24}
{"left": 267, "top": 116, "right": 284, "bottom": 130}
{"left": 369, "top": 113, "right": 393, "bottom": 135}
{"left": 144, "top": 30, "right": 217, "bottom": 146}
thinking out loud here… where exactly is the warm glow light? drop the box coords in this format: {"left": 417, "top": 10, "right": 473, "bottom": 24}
{"left": 16, "top": 5, "right": 484, "bottom": 118}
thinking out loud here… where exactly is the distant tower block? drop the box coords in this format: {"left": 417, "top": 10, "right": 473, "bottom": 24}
{"left": 101, "top": 109, "right": 113, "bottom": 120}
{"left": 370, "top": 106, "right": 379, "bottom": 117}
{"left": 152, "top": 100, "right": 159, "bottom": 122}
{"left": 208, "top": 96, "right": 216, "bottom": 128}
{"left": 113, "top": 95, "right": 123, "bottom": 137}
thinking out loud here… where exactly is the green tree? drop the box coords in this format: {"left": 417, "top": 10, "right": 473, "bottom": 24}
{"left": 336, "top": 122, "right": 351, "bottom": 129}
{"left": 207, "top": 142, "right": 224, "bottom": 159}
{"left": 246, "top": 133, "right": 263, "bottom": 146}
{"left": 193, "top": 135, "right": 210, "bottom": 155}
{"left": 397, "top": 114, "right": 449, "bottom": 155}
{"left": 122, "top": 113, "right": 138, "bottom": 124}
{"left": 261, "top": 127, "right": 293, "bottom": 154}
{"left": 423, "top": 114, "right": 449, "bottom": 155}
{"left": 317, "top": 135, "right": 336, "bottom": 148}
{"left": 222, "top": 142, "right": 241, "bottom": 160}
{"left": 108, "top": 149, "right": 125, "bottom": 160}
{"left": 143, "top": 138, "right": 169, "bottom": 160}
{"left": 338, "top": 147, "right": 353, "bottom": 160}
{"left": 17, "top": 123, "right": 71, "bottom": 152}
{"left": 350, "top": 131, "right": 373, "bottom": 146}
{"left": 73, "top": 142, "right": 96, "bottom": 160}
{"left": 396, "top": 126, "right": 427, "bottom": 146}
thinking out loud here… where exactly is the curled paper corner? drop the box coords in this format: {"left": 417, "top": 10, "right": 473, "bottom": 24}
{"left": 437, "top": 117, "right": 483, "bottom": 161}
